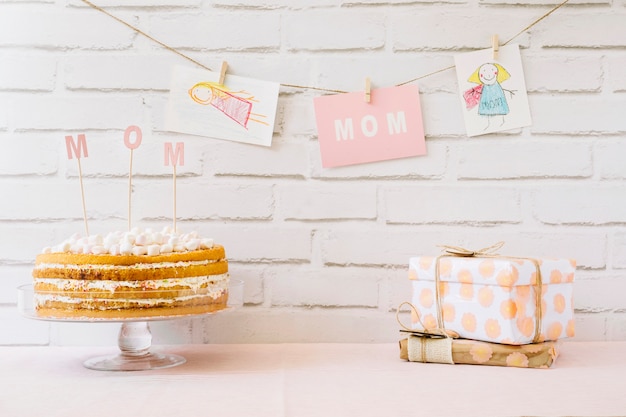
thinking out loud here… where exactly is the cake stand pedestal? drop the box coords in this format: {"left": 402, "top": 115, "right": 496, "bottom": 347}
{"left": 17, "top": 280, "right": 243, "bottom": 372}
{"left": 83, "top": 321, "right": 186, "bottom": 371}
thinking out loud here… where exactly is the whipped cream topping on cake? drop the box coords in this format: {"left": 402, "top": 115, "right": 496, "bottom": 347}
{"left": 41, "top": 227, "right": 214, "bottom": 257}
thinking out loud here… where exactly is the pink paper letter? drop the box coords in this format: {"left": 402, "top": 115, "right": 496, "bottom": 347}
{"left": 65, "top": 134, "right": 88, "bottom": 160}
{"left": 164, "top": 142, "right": 185, "bottom": 167}
{"left": 124, "top": 125, "right": 142, "bottom": 150}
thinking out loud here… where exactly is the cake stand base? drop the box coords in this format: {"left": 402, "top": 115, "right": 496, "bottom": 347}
{"left": 84, "top": 352, "right": 185, "bottom": 371}
{"left": 83, "top": 321, "right": 184, "bottom": 371}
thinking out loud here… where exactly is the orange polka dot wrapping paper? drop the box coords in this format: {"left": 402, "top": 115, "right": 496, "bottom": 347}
{"left": 399, "top": 336, "right": 560, "bottom": 368}
{"left": 408, "top": 256, "right": 576, "bottom": 345}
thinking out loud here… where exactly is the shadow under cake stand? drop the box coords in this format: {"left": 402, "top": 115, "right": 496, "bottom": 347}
{"left": 17, "top": 280, "right": 243, "bottom": 372}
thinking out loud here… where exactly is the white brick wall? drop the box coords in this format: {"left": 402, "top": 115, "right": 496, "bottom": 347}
{"left": 1, "top": 0, "right": 625, "bottom": 347}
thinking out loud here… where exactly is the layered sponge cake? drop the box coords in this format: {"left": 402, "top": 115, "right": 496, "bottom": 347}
{"left": 32, "top": 228, "right": 229, "bottom": 319}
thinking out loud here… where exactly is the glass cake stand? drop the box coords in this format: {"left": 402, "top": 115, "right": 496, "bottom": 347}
{"left": 17, "top": 280, "right": 243, "bottom": 372}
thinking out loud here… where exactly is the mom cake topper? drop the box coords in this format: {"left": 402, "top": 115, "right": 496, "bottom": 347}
{"left": 64, "top": 127, "right": 185, "bottom": 235}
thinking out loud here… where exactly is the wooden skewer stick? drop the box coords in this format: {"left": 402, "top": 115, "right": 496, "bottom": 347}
{"left": 172, "top": 164, "right": 177, "bottom": 233}
{"left": 77, "top": 157, "right": 89, "bottom": 237}
{"left": 123, "top": 126, "right": 143, "bottom": 232}
{"left": 128, "top": 148, "right": 134, "bottom": 231}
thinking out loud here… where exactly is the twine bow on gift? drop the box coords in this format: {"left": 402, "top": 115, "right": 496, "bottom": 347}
{"left": 396, "top": 301, "right": 459, "bottom": 339}
{"left": 438, "top": 241, "right": 505, "bottom": 257}
{"left": 396, "top": 301, "right": 457, "bottom": 364}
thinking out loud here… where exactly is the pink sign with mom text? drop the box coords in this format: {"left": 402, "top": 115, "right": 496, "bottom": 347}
{"left": 313, "top": 84, "right": 426, "bottom": 168}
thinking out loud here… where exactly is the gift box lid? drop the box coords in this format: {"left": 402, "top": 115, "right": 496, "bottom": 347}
{"left": 409, "top": 256, "right": 576, "bottom": 287}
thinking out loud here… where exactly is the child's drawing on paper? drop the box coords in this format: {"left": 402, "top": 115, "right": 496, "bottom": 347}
{"left": 464, "top": 63, "right": 514, "bottom": 130}
{"left": 166, "top": 65, "right": 279, "bottom": 147}
{"left": 454, "top": 44, "right": 531, "bottom": 137}
{"left": 188, "top": 82, "right": 269, "bottom": 128}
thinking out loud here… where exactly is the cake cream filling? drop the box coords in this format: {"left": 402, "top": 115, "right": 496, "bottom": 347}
{"left": 34, "top": 259, "right": 220, "bottom": 271}
{"left": 34, "top": 273, "right": 229, "bottom": 293}
{"left": 34, "top": 290, "right": 227, "bottom": 308}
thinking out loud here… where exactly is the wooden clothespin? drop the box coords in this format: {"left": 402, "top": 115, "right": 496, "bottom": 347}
{"left": 491, "top": 35, "right": 499, "bottom": 61}
{"left": 365, "top": 77, "right": 371, "bottom": 103}
{"left": 218, "top": 61, "right": 228, "bottom": 86}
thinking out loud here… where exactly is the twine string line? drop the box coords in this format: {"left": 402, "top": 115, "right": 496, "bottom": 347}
{"left": 396, "top": 0, "right": 570, "bottom": 88}
{"left": 80, "top": 0, "right": 569, "bottom": 94}
{"left": 502, "top": 0, "right": 570, "bottom": 46}
{"left": 80, "top": 0, "right": 213, "bottom": 72}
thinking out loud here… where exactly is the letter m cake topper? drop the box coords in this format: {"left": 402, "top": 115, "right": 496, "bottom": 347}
{"left": 65, "top": 134, "right": 88, "bottom": 160}
{"left": 164, "top": 142, "right": 185, "bottom": 167}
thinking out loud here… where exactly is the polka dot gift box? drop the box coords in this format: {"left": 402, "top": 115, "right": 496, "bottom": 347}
{"left": 408, "top": 252, "right": 576, "bottom": 345}
{"left": 399, "top": 336, "right": 560, "bottom": 368}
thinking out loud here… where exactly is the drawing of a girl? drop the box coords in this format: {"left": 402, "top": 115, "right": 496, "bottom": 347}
{"left": 188, "top": 82, "right": 268, "bottom": 128}
{"left": 464, "top": 63, "right": 513, "bottom": 129}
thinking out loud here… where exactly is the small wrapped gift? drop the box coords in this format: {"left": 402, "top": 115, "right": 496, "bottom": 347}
{"left": 408, "top": 244, "right": 575, "bottom": 345}
{"left": 399, "top": 335, "right": 560, "bottom": 368}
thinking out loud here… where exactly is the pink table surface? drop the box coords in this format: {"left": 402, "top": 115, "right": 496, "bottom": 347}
{"left": 0, "top": 342, "right": 625, "bottom": 417}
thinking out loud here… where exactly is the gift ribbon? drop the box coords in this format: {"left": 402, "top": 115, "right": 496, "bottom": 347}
{"left": 405, "top": 242, "right": 545, "bottom": 344}
{"left": 396, "top": 301, "right": 459, "bottom": 339}
{"left": 396, "top": 302, "right": 456, "bottom": 363}
{"left": 438, "top": 241, "right": 505, "bottom": 257}
{"left": 406, "top": 335, "right": 454, "bottom": 364}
